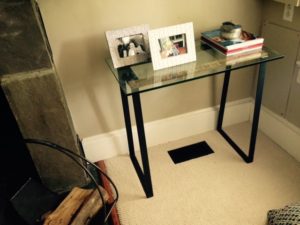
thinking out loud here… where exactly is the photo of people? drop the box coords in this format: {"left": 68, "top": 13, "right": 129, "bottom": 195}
{"left": 158, "top": 34, "right": 187, "bottom": 59}
{"left": 117, "top": 34, "right": 146, "bottom": 58}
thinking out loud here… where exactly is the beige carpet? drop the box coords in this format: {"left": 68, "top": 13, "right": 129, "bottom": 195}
{"left": 104, "top": 122, "right": 300, "bottom": 225}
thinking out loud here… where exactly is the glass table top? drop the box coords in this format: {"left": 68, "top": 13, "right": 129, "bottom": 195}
{"left": 106, "top": 41, "right": 283, "bottom": 96}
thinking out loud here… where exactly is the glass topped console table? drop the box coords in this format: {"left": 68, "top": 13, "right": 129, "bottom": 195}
{"left": 106, "top": 41, "right": 283, "bottom": 198}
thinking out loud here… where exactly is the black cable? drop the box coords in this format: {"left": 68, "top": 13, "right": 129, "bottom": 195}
{"left": 25, "top": 139, "right": 119, "bottom": 202}
{"left": 24, "top": 138, "right": 118, "bottom": 224}
{"left": 25, "top": 139, "right": 119, "bottom": 204}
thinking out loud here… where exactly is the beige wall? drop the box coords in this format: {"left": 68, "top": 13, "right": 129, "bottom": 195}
{"left": 262, "top": 0, "right": 300, "bottom": 31}
{"left": 38, "top": 0, "right": 263, "bottom": 138}
{"left": 261, "top": 0, "right": 300, "bottom": 128}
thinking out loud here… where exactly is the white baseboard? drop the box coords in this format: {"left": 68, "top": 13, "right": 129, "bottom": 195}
{"left": 82, "top": 97, "right": 300, "bottom": 163}
{"left": 82, "top": 98, "right": 251, "bottom": 162}
{"left": 253, "top": 103, "right": 300, "bottom": 162}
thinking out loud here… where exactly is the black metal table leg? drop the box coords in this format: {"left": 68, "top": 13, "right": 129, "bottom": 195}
{"left": 120, "top": 88, "right": 135, "bottom": 157}
{"left": 119, "top": 88, "right": 153, "bottom": 198}
{"left": 217, "top": 63, "right": 267, "bottom": 163}
{"left": 248, "top": 62, "right": 267, "bottom": 162}
{"left": 132, "top": 93, "right": 153, "bottom": 197}
{"left": 217, "top": 68, "right": 231, "bottom": 131}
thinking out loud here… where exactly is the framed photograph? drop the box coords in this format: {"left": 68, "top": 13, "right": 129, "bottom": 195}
{"left": 105, "top": 24, "right": 150, "bottom": 68}
{"left": 148, "top": 22, "right": 196, "bottom": 70}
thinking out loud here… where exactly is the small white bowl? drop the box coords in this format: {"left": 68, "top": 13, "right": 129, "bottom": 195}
{"left": 221, "top": 27, "right": 242, "bottom": 40}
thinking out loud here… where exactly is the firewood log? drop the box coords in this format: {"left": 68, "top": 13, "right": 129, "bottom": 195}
{"left": 71, "top": 186, "right": 109, "bottom": 225}
{"left": 43, "top": 187, "right": 93, "bottom": 225}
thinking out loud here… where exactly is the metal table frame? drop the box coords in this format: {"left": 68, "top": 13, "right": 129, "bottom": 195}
{"left": 110, "top": 46, "right": 282, "bottom": 198}
{"left": 118, "top": 62, "right": 267, "bottom": 198}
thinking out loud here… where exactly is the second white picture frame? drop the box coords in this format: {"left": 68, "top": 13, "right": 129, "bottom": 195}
{"left": 148, "top": 22, "right": 196, "bottom": 70}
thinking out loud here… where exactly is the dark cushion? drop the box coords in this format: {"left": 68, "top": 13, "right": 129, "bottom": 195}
{"left": 268, "top": 203, "right": 300, "bottom": 225}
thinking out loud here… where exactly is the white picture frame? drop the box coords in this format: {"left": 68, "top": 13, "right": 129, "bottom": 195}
{"left": 105, "top": 24, "right": 150, "bottom": 68}
{"left": 148, "top": 22, "right": 196, "bottom": 70}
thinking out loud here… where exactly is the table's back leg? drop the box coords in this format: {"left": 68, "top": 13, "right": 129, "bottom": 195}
{"left": 217, "top": 68, "right": 231, "bottom": 131}
{"left": 120, "top": 88, "right": 135, "bottom": 157}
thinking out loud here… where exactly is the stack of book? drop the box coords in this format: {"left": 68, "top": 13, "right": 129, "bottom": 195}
{"left": 201, "top": 29, "right": 264, "bottom": 57}
{"left": 224, "top": 50, "right": 268, "bottom": 66}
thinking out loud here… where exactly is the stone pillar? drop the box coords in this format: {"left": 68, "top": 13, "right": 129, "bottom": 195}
{"left": 0, "top": 0, "right": 89, "bottom": 193}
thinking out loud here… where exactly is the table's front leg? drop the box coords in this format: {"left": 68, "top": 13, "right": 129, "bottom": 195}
{"left": 248, "top": 62, "right": 267, "bottom": 162}
{"left": 120, "top": 88, "right": 153, "bottom": 198}
{"left": 132, "top": 93, "right": 153, "bottom": 198}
